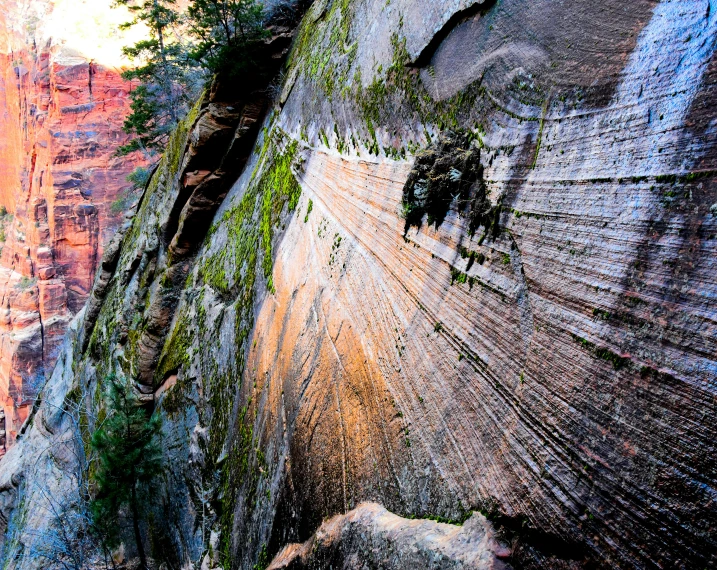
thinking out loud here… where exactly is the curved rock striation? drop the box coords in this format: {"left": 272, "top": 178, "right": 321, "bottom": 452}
{"left": 0, "top": 0, "right": 715, "bottom": 569}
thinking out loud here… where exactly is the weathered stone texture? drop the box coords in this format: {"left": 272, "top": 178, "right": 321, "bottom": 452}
{"left": 0, "top": 1, "right": 715, "bottom": 569}
{"left": 267, "top": 503, "right": 512, "bottom": 569}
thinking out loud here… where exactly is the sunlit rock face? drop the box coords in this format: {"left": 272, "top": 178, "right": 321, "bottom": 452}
{"left": 0, "top": 0, "right": 715, "bottom": 569}
{"left": 0, "top": 0, "right": 142, "bottom": 451}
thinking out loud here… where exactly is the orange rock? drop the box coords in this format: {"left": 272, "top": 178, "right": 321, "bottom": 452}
{"left": 0, "top": 4, "right": 146, "bottom": 453}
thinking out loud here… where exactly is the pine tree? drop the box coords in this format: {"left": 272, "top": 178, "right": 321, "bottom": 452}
{"left": 115, "top": 0, "right": 203, "bottom": 155}
{"left": 90, "top": 375, "right": 162, "bottom": 570}
{"left": 186, "top": 0, "right": 269, "bottom": 78}
{"left": 114, "top": 0, "right": 272, "bottom": 156}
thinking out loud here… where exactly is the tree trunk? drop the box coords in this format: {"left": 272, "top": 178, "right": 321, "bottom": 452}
{"left": 131, "top": 481, "right": 148, "bottom": 570}
{"left": 152, "top": 0, "right": 177, "bottom": 123}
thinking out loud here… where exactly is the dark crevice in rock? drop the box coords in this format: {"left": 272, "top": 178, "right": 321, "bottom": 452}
{"left": 130, "top": 29, "right": 302, "bottom": 388}
{"left": 486, "top": 511, "right": 590, "bottom": 567}
{"left": 159, "top": 29, "right": 298, "bottom": 265}
{"left": 161, "top": 13, "right": 303, "bottom": 259}
{"left": 166, "top": 97, "right": 264, "bottom": 261}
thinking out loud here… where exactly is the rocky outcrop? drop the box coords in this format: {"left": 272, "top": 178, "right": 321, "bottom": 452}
{"left": 0, "top": 0, "right": 143, "bottom": 451}
{"left": 267, "top": 503, "right": 511, "bottom": 569}
{"left": 0, "top": 0, "right": 716, "bottom": 569}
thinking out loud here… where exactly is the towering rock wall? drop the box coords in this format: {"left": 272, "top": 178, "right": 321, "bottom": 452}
{"left": 0, "top": 1, "right": 715, "bottom": 569}
{"left": 0, "top": 0, "right": 141, "bottom": 450}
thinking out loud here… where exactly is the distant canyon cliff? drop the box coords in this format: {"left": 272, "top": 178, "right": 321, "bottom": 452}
{"left": 0, "top": 0, "right": 141, "bottom": 451}
{"left": 0, "top": 1, "right": 715, "bottom": 569}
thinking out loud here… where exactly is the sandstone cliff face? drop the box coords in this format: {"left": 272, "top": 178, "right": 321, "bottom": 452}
{"left": 0, "top": 0, "right": 141, "bottom": 450}
{"left": 0, "top": 0, "right": 716, "bottom": 569}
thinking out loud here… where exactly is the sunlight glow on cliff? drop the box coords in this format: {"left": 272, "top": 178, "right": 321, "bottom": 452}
{"left": 43, "top": 0, "right": 148, "bottom": 68}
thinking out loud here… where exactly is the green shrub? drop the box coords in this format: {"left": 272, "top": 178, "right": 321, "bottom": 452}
{"left": 115, "top": 0, "right": 270, "bottom": 155}
{"left": 16, "top": 276, "right": 36, "bottom": 290}
{"left": 110, "top": 193, "right": 131, "bottom": 216}
{"left": 91, "top": 375, "right": 162, "bottom": 570}
{"left": 127, "top": 166, "right": 153, "bottom": 189}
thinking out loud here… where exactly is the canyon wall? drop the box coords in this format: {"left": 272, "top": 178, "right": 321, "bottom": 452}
{"left": 0, "top": 0, "right": 141, "bottom": 450}
{"left": 0, "top": 0, "right": 716, "bottom": 569}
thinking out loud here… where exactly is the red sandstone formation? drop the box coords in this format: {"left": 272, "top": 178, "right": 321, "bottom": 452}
{"left": 0, "top": 3, "right": 141, "bottom": 452}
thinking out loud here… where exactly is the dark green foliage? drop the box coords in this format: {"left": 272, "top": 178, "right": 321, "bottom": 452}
{"left": 127, "top": 166, "right": 154, "bottom": 190}
{"left": 117, "top": 84, "right": 164, "bottom": 155}
{"left": 186, "top": 0, "right": 270, "bottom": 79}
{"left": 90, "top": 375, "right": 162, "bottom": 569}
{"left": 0, "top": 205, "right": 9, "bottom": 244}
{"left": 115, "top": 0, "right": 274, "bottom": 156}
{"left": 450, "top": 267, "right": 467, "bottom": 285}
{"left": 592, "top": 308, "right": 611, "bottom": 320}
{"left": 594, "top": 347, "right": 630, "bottom": 370}
{"left": 401, "top": 131, "right": 490, "bottom": 235}
{"left": 405, "top": 509, "right": 472, "bottom": 526}
{"left": 110, "top": 192, "right": 131, "bottom": 216}
{"left": 115, "top": 0, "right": 203, "bottom": 156}
{"left": 460, "top": 247, "right": 484, "bottom": 271}
{"left": 116, "top": 0, "right": 179, "bottom": 34}
{"left": 253, "top": 543, "right": 269, "bottom": 570}
{"left": 655, "top": 173, "right": 678, "bottom": 184}
{"left": 108, "top": 166, "right": 153, "bottom": 216}
{"left": 570, "top": 334, "right": 630, "bottom": 370}
{"left": 683, "top": 169, "right": 717, "bottom": 182}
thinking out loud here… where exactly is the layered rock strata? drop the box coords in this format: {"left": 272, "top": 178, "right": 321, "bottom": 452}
{"left": 0, "top": 0, "right": 141, "bottom": 450}
{"left": 0, "top": 0, "right": 715, "bottom": 569}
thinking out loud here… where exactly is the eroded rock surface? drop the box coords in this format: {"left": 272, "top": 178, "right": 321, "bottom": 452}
{"left": 0, "top": 1, "right": 715, "bottom": 569}
{"left": 267, "top": 503, "right": 511, "bottom": 570}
